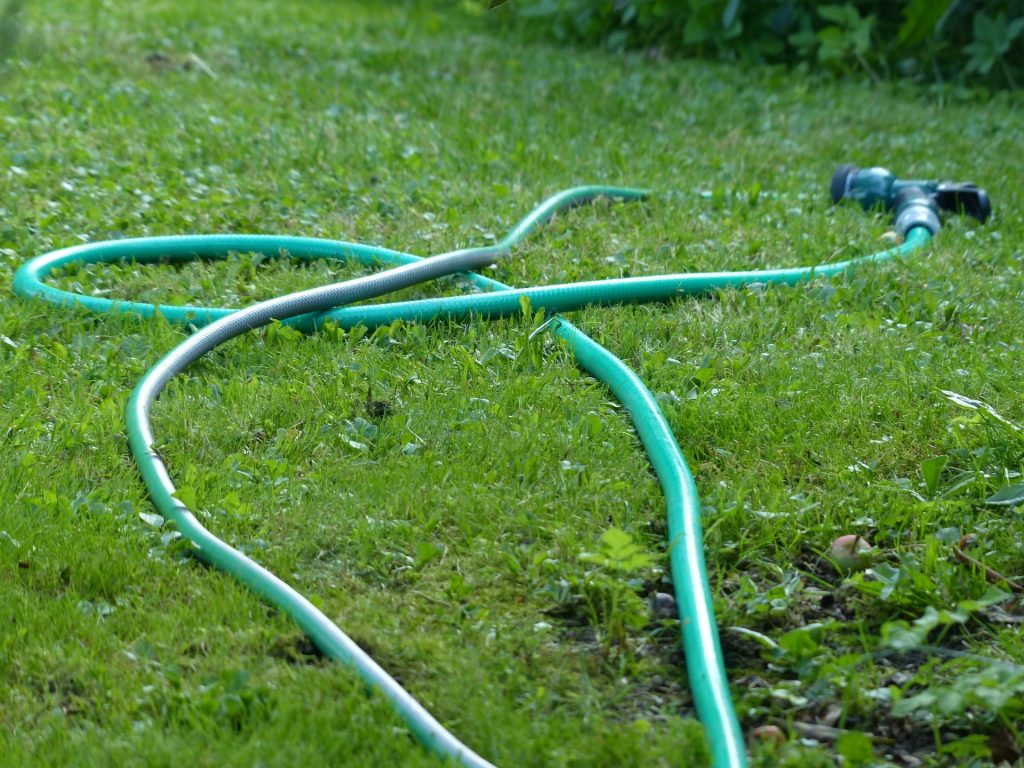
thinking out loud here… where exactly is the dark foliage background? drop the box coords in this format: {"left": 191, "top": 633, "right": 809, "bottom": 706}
{"left": 492, "top": 0, "right": 1024, "bottom": 89}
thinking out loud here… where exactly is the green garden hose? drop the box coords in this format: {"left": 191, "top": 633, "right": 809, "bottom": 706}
{"left": 13, "top": 187, "right": 933, "bottom": 768}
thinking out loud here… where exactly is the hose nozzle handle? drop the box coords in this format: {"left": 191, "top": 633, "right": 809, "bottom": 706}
{"left": 932, "top": 183, "right": 991, "bottom": 224}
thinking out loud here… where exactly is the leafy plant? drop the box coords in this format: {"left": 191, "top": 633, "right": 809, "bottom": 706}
{"left": 575, "top": 527, "right": 658, "bottom": 658}
{"left": 964, "top": 11, "right": 1024, "bottom": 84}
{"left": 764, "top": 621, "right": 839, "bottom": 679}
{"left": 814, "top": 4, "right": 878, "bottom": 78}
{"left": 736, "top": 571, "right": 805, "bottom": 621}
{"left": 848, "top": 547, "right": 956, "bottom": 614}
{"left": 881, "top": 586, "right": 1012, "bottom": 650}
{"left": 919, "top": 454, "right": 949, "bottom": 499}
{"left": 893, "top": 659, "right": 1024, "bottom": 742}
{"left": 943, "top": 389, "right": 1024, "bottom": 506}
{"left": 579, "top": 525, "right": 657, "bottom": 573}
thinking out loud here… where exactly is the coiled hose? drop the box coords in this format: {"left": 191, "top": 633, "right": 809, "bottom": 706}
{"left": 13, "top": 187, "right": 933, "bottom": 768}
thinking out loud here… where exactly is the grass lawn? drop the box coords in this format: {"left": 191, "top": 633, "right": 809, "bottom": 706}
{"left": 2, "top": 1, "right": 1024, "bottom": 766}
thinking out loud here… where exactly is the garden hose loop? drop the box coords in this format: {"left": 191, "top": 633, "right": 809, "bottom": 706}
{"left": 13, "top": 185, "right": 933, "bottom": 768}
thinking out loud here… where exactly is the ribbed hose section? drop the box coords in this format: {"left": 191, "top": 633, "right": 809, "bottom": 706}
{"left": 12, "top": 227, "right": 932, "bottom": 333}
{"left": 135, "top": 244, "right": 505, "bottom": 399}
{"left": 13, "top": 177, "right": 935, "bottom": 768}
{"left": 553, "top": 317, "right": 745, "bottom": 768}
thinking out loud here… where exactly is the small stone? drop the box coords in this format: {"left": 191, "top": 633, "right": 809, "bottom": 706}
{"left": 650, "top": 591, "right": 678, "bottom": 620}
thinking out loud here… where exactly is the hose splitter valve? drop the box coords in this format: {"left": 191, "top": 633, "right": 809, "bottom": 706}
{"left": 831, "top": 164, "right": 992, "bottom": 236}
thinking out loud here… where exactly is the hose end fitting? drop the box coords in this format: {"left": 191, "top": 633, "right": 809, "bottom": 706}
{"left": 894, "top": 186, "right": 941, "bottom": 237}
